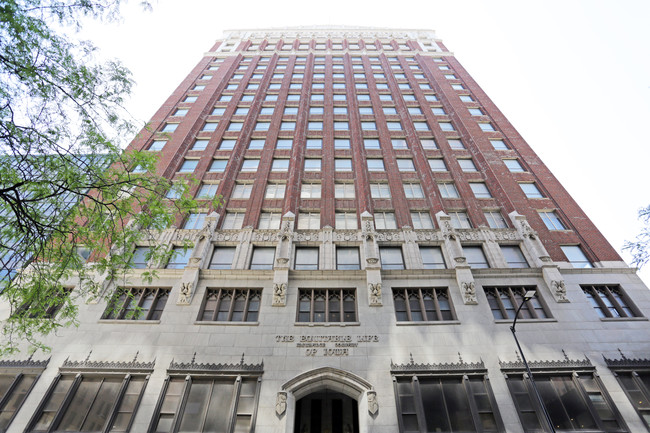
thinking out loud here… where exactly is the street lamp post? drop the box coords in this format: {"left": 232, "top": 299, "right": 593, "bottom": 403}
{"left": 510, "top": 290, "right": 556, "bottom": 433}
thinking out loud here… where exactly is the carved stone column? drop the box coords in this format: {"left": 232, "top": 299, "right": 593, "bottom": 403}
{"left": 509, "top": 212, "right": 569, "bottom": 303}
{"left": 401, "top": 226, "right": 421, "bottom": 269}
{"left": 362, "top": 212, "right": 382, "bottom": 306}
{"left": 436, "top": 211, "right": 477, "bottom": 305}
{"left": 272, "top": 212, "right": 294, "bottom": 306}
{"left": 322, "top": 226, "right": 335, "bottom": 270}
{"left": 176, "top": 213, "right": 219, "bottom": 305}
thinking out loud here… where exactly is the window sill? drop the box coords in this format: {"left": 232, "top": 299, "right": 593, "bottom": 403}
{"left": 193, "top": 321, "right": 260, "bottom": 326}
{"left": 494, "top": 318, "right": 557, "bottom": 324}
{"left": 396, "top": 320, "right": 461, "bottom": 326}
{"left": 99, "top": 319, "right": 161, "bottom": 325}
{"left": 600, "top": 316, "right": 647, "bottom": 322}
{"left": 295, "top": 322, "right": 360, "bottom": 327}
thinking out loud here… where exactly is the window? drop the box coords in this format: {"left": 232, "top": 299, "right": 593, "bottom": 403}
{"left": 295, "top": 247, "right": 319, "bottom": 270}
{"left": 505, "top": 371, "right": 625, "bottom": 432}
{"left": 485, "top": 286, "right": 547, "bottom": 319}
{"left": 582, "top": 285, "right": 639, "bottom": 319}
{"left": 609, "top": 367, "right": 650, "bottom": 429}
{"left": 219, "top": 139, "right": 235, "bottom": 150}
{"left": 150, "top": 375, "right": 260, "bottom": 433}
{"left": 306, "top": 138, "right": 322, "bottom": 149}
{"left": 408, "top": 107, "right": 423, "bottom": 115}
{"left": 383, "top": 107, "right": 397, "bottom": 115}
{"left": 393, "top": 288, "right": 455, "bottom": 321}
{"left": 439, "top": 122, "right": 455, "bottom": 131}
{"left": 464, "top": 246, "right": 489, "bottom": 269}
{"left": 334, "top": 139, "right": 350, "bottom": 149}
{"left": 271, "top": 159, "right": 289, "bottom": 171}
{"left": 363, "top": 139, "right": 380, "bottom": 150}
{"left": 458, "top": 159, "right": 477, "bottom": 172}
{"left": 519, "top": 183, "right": 543, "bottom": 198}
{"left": 438, "top": 183, "right": 459, "bottom": 198}
{"left": 336, "top": 247, "right": 360, "bottom": 270}
{"left": 359, "top": 107, "right": 373, "bottom": 115}
{"left": 280, "top": 121, "right": 296, "bottom": 131}
{"left": 452, "top": 84, "right": 464, "bottom": 90}
{"left": 173, "top": 108, "right": 188, "bottom": 117}
{"left": 308, "top": 121, "right": 323, "bottom": 131}
{"left": 370, "top": 183, "right": 391, "bottom": 199}
{"left": 184, "top": 96, "right": 197, "bottom": 103}
{"left": 297, "top": 289, "right": 356, "bottom": 323}
{"left": 227, "top": 122, "right": 242, "bottom": 131}
{"left": 411, "top": 211, "right": 434, "bottom": 229}
{"left": 449, "top": 211, "right": 471, "bottom": 229}
{"left": 380, "top": 247, "right": 404, "bottom": 269}
{"left": 260, "top": 107, "right": 274, "bottom": 115}
{"left": 432, "top": 107, "right": 446, "bottom": 115}
{"left": 335, "top": 183, "right": 355, "bottom": 199}
{"left": 335, "top": 159, "right": 352, "bottom": 172}
{"left": 28, "top": 372, "right": 148, "bottom": 433}
{"left": 149, "top": 140, "right": 166, "bottom": 151}
{"left": 211, "top": 107, "right": 225, "bottom": 116}
{"left": 479, "top": 123, "right": 495, "bottom": 132}
{"left": 500, "top": 245, "right": 529, "bottom": 268}
{"left": 387, "top": 122, "right": 403, "bottom": 131}
{"left": 179, "top": 159, "right": 198, "bottom": 173}
{"left": 375, "top": 212, "right": 397, "bottom": 230}
{"left": 361, "top": 121, "right": 377, "bottom": 130}
{"left": 484, "top": 211, "right": 508, "bottom": 228}
{"left": 209, "top": 159, "right": 227, "bottom": 172}
{"left": 297, "top": 212, "right": 320, "bottom": 230}
{"left": 394, "top": 374, "right": 502, "bottom": 432}
{"left": 367, "top": 159, "right": 385, "bottom": 171}
{"left": 304, "top": 159, "right": 322, "bottom": 171}
{"left": 470, "top": 183, "right": 492, "bottom": 198}
{"left": 161, "top": 123, "right": 178, "bottom": 132}
{"left": 250, "top": 247, "right": 275, "bottom": 269}
{"left": 403, "top": 183, "right": 424, "bottom": 199}
{"left": 420, "top": 246, "right": 446, "bottom": 269}
{"left": 397, "top": 159, "right": 415, "bottom": 171}
{"left": 196, "top": 183, "right": 218, "bottom": 199}
{"left": 103, "top": 287, "right": 169, "bottom": 320}
{"left": 300, "top": 184, "right": 321, "bottom": 199}
{"left": 448, "top": 139, "right": 465, "bottom": 149}
{"left": 231, "top": 184, "right": 252, "bottom": 199}
{"left": 503, "top": 159, "right": 524, "bottom": 172}
{"left": 183, "top": 213, "right": 207, "bottom": 230}
{"left": 335, "top": 212, "right": 357, "bottom": 229}
{"left": 131, "top": 246, "right": 150, "bottom": 269}
{"left": 413, "top": 122, "right": 430, "bottom": 131}
{"left": 490, "top": 139, "right": 508, "bottom": 150}
{"left": 560, "top": 245, "right": 592, "bottom": 268}
{"left": 222, "top": 212, "right": 244, "bottom": 230}
{"left": 468, "top": 108, "right": 483, "bottom": 116}
{"left": 265, "top": 183, "right": 285, "bottom": 199}
{"left": 275, "top": 139, "right": 292, "bottom": 150}
{"left": 258, "top": 212, "right": 281, "bottom": 229}
{"left": 241, "top": 159, "right": 259, "bottom": 172}
{"left": 392, "top": 139, "right": 408, "bottom": 149}
{"left": 199, "top": 288, "right": 260, "bottom": 322}
{"left": 429, "top": 159, "right": 447, "bottom": 171}
{"left": 209, "top": 247, "right": 236, "bottom": 270}
{"left": 539, "top": 211, "right": 566, "bottom": 230}
{"left": 254, "top": 121, "right": 269, "bottom": 131}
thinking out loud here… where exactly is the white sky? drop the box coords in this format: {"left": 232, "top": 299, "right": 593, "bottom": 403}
{"left": 78, "top": 0, "right": 650, "bottom": 285}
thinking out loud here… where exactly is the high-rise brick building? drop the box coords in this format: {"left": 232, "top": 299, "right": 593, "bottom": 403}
{"left": 3, "top": 26, "right": 650, "bottom": 433}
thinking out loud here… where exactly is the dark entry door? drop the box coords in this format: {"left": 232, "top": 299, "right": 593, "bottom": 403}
{"left": 294, "top": 391, "right": 359, "bottom": 433}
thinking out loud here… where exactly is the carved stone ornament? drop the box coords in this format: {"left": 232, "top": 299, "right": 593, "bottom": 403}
{"left": 275, "top": 392, "right": 287, "bottom": 417}
{"left": 367, "top": 391, "right": 379, "bottom": 415}
{"left": 442, "top": 221, "right": 456, "bottom": 240}
{"left": 551, "top": 280, "right": 569, "bottom": 302}
{"left": 457, "top": 230, "right": 480, "bottom": 241}
{"left": 276, "top": 257, "right": 289, "bottom": 265}
{"left": 195, "top": 221, "right": 212, "bottom": 241}
{"left": 415, "top": 230, "right": 439, "bottom": 241}
{"left": 214, "top": 231, "right": 240, "bottom": 242}
{"left": 493, "top": 230, "right": 519, "bottom": 241}
{"left": 368, "top": 283, "right": 382, "bottom": 306}
{"left": 461, "top": 281, "right": 477, "bottom": 304}
{"left": 272, "top": 283, "right": 287, "bottom": 306}
{"left": 177, "top": 282, "right": 192, "bottom": 305}
{"left": 521, "top": 221, "right": 537, "bottom": 240}
{"left": 366, "top": 257, "right": 379, "bottom": 265}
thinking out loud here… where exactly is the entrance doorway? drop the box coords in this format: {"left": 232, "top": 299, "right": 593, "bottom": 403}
{"left": 294, "top": 390, "right": 359, "bottom": 433}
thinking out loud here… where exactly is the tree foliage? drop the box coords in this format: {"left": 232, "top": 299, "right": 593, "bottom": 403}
{"left": 623, "top": 205, "right": 650, "bottom": 270}
{"left": 0, "top": 0, "right": 215, "bottom": 354}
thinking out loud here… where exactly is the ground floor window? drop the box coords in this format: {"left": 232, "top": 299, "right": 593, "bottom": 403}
{"left": 505, "top": 371, "right": 627, "bottom": 432}
{"left": 150, "top": 374, "right": 261, "bottom": 433}
{"left": 393, "top": 373, "right": 503, "bottom": 432}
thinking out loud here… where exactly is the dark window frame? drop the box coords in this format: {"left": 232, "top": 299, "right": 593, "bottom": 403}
{"left": 581, "top": 285, "right": 641, "bottom": 319}
{"left": 102, "top": 287, "right": 170, "bottom": 321}
{"left": 484, "top": 286, "right": 550, "bottom": 320}
{"left": 0, "top": 366, "right": 45, "bottom": 432}
{"left": 392, "top": 288, "right": 456, "bottom": 322}
{"left": 198, "top": 288, "right": 261, "bottom": 322}
{"left": 296, "top": 288, "right": 357, "bottom": 323}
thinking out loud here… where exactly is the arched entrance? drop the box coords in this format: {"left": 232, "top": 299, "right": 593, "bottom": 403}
{"left": 281, "top": 367, "right": 374, "bottom": 433}
{"left": 294, "top": 390, "right": 359, "bottom": 433}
